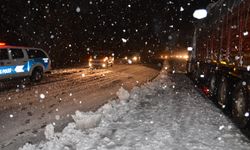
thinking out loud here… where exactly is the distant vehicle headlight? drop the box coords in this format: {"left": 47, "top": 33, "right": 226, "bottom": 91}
{"left": 124, "top": 56, "right": 128, "bottom": 60}
{"left": 102, "top": 63, "right": 106, "bottom": 67}
{"left": 89, "top": 63, "right": 92, "bottom": 67}
{"left": 132, "top": 56, "right": 138, "bottom": 61}
{"left": 89, "top": 58, "right": 92, "bottom": 62}
{"left": 128, "top": 59, "right": 132, "bottom": 64}
{"left": 103, "top": 57, "right": 108, "bottom": 62}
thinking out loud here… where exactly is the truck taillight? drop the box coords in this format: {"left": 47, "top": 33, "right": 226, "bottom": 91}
{"left": 202, "top": 87, "right": 210, "bottom": 95}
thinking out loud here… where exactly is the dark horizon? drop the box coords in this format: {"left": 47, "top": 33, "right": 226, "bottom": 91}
{"left": 0, "top": 0, "right": 216, "bottom": 66}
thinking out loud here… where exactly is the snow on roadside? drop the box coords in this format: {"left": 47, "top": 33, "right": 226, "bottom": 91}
{"left": 19, "top": 67, "right": 250, "bottom": 150}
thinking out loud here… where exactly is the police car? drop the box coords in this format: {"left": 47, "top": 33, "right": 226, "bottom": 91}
{"left": 0, "top": 43, "right": 51, "bottom": 82}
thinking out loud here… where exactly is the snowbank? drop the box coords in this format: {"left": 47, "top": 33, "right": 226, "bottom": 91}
{"left": 19, "top": 65, "right": 250, "bottom": 150}
{"left": 44, "top": 124, "right": 54, "bottom": 140}
{"left": 72, "top": 111, "right": 102, "bottom": 130}
{"left": 116, "top": 87, "right": 130, "bottom": 102}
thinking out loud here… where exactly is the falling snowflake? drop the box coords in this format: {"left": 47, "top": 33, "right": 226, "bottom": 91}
{"left": 122, "top": 38, "right": 128, "bottom": 43}
{"left": 247, "top": 66, "right": 250, "bottom": 71}
{"left": 40, "top": 94, "right": 45, "bottom": 99}
{"left": 76, "top": 7, "right": 81, "bottom": 13}
{"left": 219, "top": 125, "right": 225, "bottom": 130}
{"left": 55, "top": 115, "right": 60, "bottom": 120}
{"left": 243, "top": 31, "right": 249, "bottom": 36}
{"left": 180, "top": 7, "right": 184, "bottom": 12}
{"left": 50, "top": 35, "right": 54, "bottom": 39}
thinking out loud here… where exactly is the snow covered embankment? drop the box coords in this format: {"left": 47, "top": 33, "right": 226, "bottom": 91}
{"left": 20, "top": 66, "right": 250, "bottom": 150}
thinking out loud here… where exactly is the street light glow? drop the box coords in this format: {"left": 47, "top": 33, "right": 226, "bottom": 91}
{"left": 193, "top": 9, "right": 207, "bottom": 19}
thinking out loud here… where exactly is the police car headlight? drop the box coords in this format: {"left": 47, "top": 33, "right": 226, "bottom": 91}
{"left": 43, "top": 58, "right": 49, "bottom": 63}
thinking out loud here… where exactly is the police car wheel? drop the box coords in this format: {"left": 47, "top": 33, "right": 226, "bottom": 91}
{"left": 31, "top": 68, "right": 43, "bottom": 82}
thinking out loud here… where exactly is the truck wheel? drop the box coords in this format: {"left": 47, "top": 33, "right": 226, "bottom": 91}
{"left": 217, "top": 76, "right": 230, "bottom": 110}
{"left": 209, "top": 74, "right": 217, "bottom": 97}
{"left": 232, "top": 81, "right": 249, "bottom": 128}
{"left": 30, "top": 67, "right": 43, "bottom": 82}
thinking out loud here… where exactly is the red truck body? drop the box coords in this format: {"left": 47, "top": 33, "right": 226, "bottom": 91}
{"left": 188, "top": 0, "right": 250, "bottom": 128}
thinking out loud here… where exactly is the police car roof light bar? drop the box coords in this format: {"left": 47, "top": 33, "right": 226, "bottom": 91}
{"left": 0, "top": 42, "right": 6, "bottom": 46}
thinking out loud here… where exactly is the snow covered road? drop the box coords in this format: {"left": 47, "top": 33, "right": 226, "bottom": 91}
{"left": 0, "top": 64, "right": 159, "bottom": 150}
{"left": 18, "top": 64, "right": 250, "bottom": 150}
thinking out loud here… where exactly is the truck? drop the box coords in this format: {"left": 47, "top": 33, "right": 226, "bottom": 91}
{"left": 187, "top": 0, "right": 250, "bottom": 128}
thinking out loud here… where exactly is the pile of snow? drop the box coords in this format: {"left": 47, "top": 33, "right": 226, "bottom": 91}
{"left": 72, "top": 111, "right": 102, "bottom": 130}
{"left": 44, "top": 124, "right": 54, "bottom": 140}
{"left": 19, "top": 65, "right": 250, "bottom": 150}
{"left": 116, "top": 87, "right": 130, "bottom": 101}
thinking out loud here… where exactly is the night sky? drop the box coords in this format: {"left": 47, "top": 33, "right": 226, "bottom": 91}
{"left": 0, "top": 0, "right": 216, "bottom": 66}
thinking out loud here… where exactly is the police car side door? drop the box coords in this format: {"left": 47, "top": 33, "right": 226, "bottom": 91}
{"left": 0, "top": 48, "right": 12, "bottom": 79}
{"left": 9, "top": 48, "right": 29, "bottom": 77}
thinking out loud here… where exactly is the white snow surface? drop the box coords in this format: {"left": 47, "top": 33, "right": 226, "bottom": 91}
{"left": 72, "top": 111, "right": 102, "bottom": 130}
{"left": 44, "top": 124, "right": 54, "bottom": 140}
{"left": 19, "top": 67, "right": 250, "bottom": 150}
{"left": 116, "top": 87, "right": 130, "bottom": 102}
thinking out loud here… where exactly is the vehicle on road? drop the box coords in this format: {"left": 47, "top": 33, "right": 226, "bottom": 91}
{"left": 187, "top": 0, "right": 250, "bottom": 128}
{"left": 0, "top": 43, "right": 51, "bottom": 82}
{"left": 89, "top": 51, "right": 114, "bottom": 69}
{"left": 123, "top": 53, "right": 141, "bottom": 64}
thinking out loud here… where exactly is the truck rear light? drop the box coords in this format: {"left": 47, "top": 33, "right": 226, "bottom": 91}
{"left": 202, "top": 87, "right": 210, "bottom": 95}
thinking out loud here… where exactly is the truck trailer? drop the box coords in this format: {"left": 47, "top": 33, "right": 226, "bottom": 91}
{"left": 188, "top": 0, "right": 250, "bottom": 128}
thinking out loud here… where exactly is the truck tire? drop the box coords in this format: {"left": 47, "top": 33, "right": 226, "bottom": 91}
{"left": 217, "top": 76, "right": 230, "bottom": 110}
{"left": 30, "top": 67, "right": 43, "bottom": 82}
{"left": 231, "top": 81, "right": 249, "bottom": 128}
{"left": 209, "top": 74, "right": 217, "bottom": 97}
